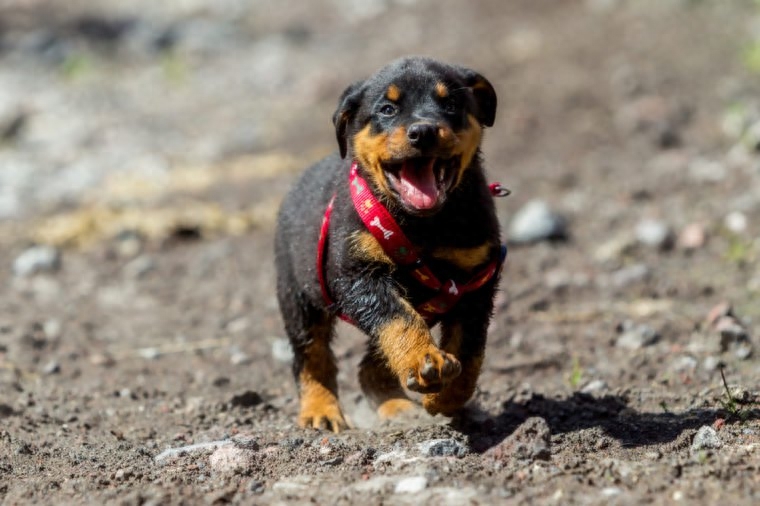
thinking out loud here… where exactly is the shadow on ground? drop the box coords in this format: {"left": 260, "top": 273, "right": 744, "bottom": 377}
{"left": 457, "top": 393, "right": 760, "bottom": 453}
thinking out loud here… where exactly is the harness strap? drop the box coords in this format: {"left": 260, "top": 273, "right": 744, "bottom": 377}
{"left": 349, "top": 163, "right": 442, "bottom": 290}
{"left": 317, "top": 162, "right": 507, "bottom": 326}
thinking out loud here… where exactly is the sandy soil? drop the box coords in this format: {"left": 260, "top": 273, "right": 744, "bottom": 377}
{"left": 1, "top": 0, "right": 759, "bottom": 504}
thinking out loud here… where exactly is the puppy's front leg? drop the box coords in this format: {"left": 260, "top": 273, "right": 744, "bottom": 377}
{"left": 422, "top": 283, "right": 497, "bottom": 416}
{"left": 337, "top": 276, "right": 461, "bottom": 394}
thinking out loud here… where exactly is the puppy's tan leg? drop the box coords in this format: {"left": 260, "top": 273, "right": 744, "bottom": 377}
{"left": 358, "top": 349, "right": 415, "bottom": 419}
{"left": 296, "top": 318, "right": 347, "bottom": 433}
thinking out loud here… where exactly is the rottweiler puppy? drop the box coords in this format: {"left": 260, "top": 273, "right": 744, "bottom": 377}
{"left": 275, "top": 56, "right": 501, "bottom": 432}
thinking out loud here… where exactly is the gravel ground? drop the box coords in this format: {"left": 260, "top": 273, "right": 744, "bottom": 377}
{"left": 1, "top": 0, "right": 759, "bottom": 504}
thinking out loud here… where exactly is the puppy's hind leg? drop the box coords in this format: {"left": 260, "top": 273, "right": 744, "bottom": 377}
{"left": 358, "top": 344, "right": 416, "bottom": 420}
{"left": 278, "top": 276, "right": 346, "bottom": 432}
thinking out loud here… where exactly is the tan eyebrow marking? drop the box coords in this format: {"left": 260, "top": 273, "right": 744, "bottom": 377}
{"left": 386, "top": 84, "right": 401, "bottom": 101}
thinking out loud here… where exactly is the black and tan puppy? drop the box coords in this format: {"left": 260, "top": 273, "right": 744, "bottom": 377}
{"left": 275, "top": 56, "right": 501, "bottom": 432}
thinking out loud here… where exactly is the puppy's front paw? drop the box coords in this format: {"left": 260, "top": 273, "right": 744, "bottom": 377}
{"left": 405, "top": 347, "right": 461, "bottom": 393}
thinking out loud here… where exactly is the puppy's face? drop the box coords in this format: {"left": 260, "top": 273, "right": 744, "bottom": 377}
{"left": 334, "top": 57, "right": 497, "bottom": 215}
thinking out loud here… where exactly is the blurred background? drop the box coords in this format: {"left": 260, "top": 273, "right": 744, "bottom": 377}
{"left": 1, "top": 1, "right": 759, "bottom": 502}
{"left": 0, "top": 0, "right": 758, "bottom": 252}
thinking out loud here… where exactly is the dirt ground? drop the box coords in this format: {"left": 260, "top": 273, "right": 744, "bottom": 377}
{"left": 1, "top": 0, "right": 759, "bottom": 504}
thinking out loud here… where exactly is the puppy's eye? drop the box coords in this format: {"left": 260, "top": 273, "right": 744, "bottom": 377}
{"left": 379, "top": 104, "right": 398, "bottom": 117}
{"left": 443, "top": 99, "right": 459, "bottom": 115}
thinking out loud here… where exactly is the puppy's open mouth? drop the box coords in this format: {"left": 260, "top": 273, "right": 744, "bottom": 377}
{"left": 384, "top": 156, "right": 458, "bottom": 211}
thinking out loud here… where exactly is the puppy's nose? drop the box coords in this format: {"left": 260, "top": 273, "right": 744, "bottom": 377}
{"left": 407, "top": 123, "right": 437, "bottom": 150}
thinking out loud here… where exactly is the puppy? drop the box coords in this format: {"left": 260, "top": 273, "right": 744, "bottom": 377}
{"left": 275, "top": 56, "right": 502, "bottom": 432}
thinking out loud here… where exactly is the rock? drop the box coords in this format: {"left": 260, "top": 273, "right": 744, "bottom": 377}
{"left": 706, "top": 302, "right": 732, "bottom": 326}
{"left": 702, "top": 356, "right": 723, "bottom": 372}
{"left": 42, "top": 360, "right": 61, "bottom": 375}
{"left": 609, "top": 263, "right": 650, "bottom": 288}
{"left": 688, "top": 157, "right": 726, "bottom": 183}
{"left": 209, "top": 445, "right": 254, "bottom": 474}
{"left": 418, "top": 438, "right": 468, "bottom": 458}
{"left": 615, "top": 321, "right": 659, "bottom": 349}
{"left": 486, "top": 416, "right": 551, "bottom": 462}
{"left": 581, "top": 379, "right": 608, "bottom": 394}
{"left": 154, "top": 440, "right": 232, "bottom": 464}
{"left": 635, "top": 219, "right": 673, "bottom": 250}
{"left": 272, "top": 477, "right": 311, "bottom": 495}
{"left": 711, "top": 312, "right": 753, "bottom": 360}
{"left": 394, "top": 476, "right": 428, "bottom": 494}
{"left": 13, "top": 246, "right": 61, "bottom": 277}
{"left": 594, "top": 233, "right": 636, "bottom": 263}
{"left": 677, "top": 223, "right": 707, "bottom": 251}
{"left": 670, "top": 355, "right": 698, "bottom": 373}
{"left": 691, "top": 426, "right": 722, "bottom": 452}
{"left": 43, "top": 319, "right": 63, "bottom": 340}
{"left": 228, "top": 391, "right": 262, "bottom": 409}
{"left": 271, "top": 338, "right": 294, "bottom": 363}
{"left": 724, "top": 211, "right": 748, "bottom": 234}
{"left": 508, "top": 200, "right": 567, "bottom": 244}
{"left": 229, "top": 349, "right": 252, "bottom": 365}
{"left": 122, "top": 255, "right": 155, "bottom": 279}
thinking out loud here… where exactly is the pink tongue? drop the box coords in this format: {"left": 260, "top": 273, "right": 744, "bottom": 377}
{"left": 399, "top": 159, "right": 438, "bottom": 209}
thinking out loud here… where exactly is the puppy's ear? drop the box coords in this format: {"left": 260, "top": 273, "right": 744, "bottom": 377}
{"left": 456, "top": 67, "right": 497, "bottom": 127}
{"left": 332, "top": 80, "right": 365, "bottom": 159}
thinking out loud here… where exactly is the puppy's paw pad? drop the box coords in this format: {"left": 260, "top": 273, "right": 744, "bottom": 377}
{"left": 405, "top": 348, "right": 461, "bottom": 393}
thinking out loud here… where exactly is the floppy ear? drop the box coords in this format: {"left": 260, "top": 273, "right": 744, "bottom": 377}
{"left": 457, "top": 67, "right": 497, "bottom": 127}
{"left": 332, "top": 80, "right": 365, "bottom": 159}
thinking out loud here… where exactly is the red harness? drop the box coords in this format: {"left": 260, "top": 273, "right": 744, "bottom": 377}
{"left": 317, "top": 162, "right": 507, "bottom": 326}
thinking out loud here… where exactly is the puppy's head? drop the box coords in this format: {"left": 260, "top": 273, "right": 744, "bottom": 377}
{"left": 333, "top": 57, "right": 497, "bottom": 215}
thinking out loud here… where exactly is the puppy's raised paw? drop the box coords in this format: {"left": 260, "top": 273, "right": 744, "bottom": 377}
{"left": 405, "top": 347, "right": 461, "bottom": 393}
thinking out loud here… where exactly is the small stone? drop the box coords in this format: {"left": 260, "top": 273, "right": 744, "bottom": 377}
{"left": 228, "top": 390, "right": 262, "bottom": 409}
{"left": 42, "top": 360, "right": 61, "bottom": 375}
{"left": 677, "top": 223, "right": 707, "bottom": 251}
{"left": 13, "top": 246, "right": 61, "bottom": 277}
{"left": 123, "top": 255, "right": 155, "bottom": 279}
{"left": 486, "top": 417, "right": 551, "bottom": 462}
{"left": 394, "top": 476, "right": 428, "bottom": 494}
{"left": 702, "top": 356, "right": 723, "bottom": 372}
{"left": 706, "top": 302, "right": 732, "bottom": 326}
{"left": 271, "top": 338, "right": 294, "bottom": 363}
{"left": 635, "top": 219, "right": 673, "bottom": 250}
{"left": 724, "top": 211, "right": 748, "bottom": 234}
{"left": 581, "top": 379, "right": 608, "bottom": 394}
{"left": 594, "top": 234, "right": 636, "bottom": 263}
{"left": 615, "top": 321, "right": 659, "bottom": 350}
{"left": 43, "top": 319, "right": 62, "bottom": 340}
{"left": 688, "top": 157, "right": 726, "bottom": 183}
{"left": 418, "top": 438, "right": 468, "bottom": 458}
{"left": 209, "top": 445, "right": 254, "bottom": 473}
{"left": 248, "top": 479, "right": 265, "bottom": 494}
{"left": 508, "top": 200, "right": 567, "bottom": 244}
{"left": 671, "top": 355, "right": 698, "bottom": 373}
{"left": 230, "top": 351, "right": 251, "bottom": 365}
{"left": 691, "top": 426, "right": 722, "bottom": 452}
{"left": 138, "top": 347, "right": 160, "bottom": 360}
{"left": 114, "top": 468, "right": 132, "bottom": 480}
{"left": 272, "top": 478, "right": 310, "bottom": 494}
{"left": 609, "top": 263, "right": 650, "bottom": 288}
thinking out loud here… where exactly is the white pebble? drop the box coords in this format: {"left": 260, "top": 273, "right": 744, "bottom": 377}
{"left": 725, "top": 211, "right": 747, "bottom": 233}
{"left": 508, "top": 200, "right": 567, "bottom": 244}
{"left": 394, "top": 476, "right": 428, "bottom": 494}
{"left": 13, "top": 246, "right": 61, "bottom": 277}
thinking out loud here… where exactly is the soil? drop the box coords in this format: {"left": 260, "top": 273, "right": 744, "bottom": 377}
{"left": 1, "top": 1, "right": 759, "bottom": 504}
